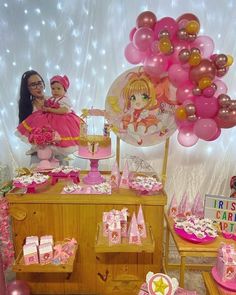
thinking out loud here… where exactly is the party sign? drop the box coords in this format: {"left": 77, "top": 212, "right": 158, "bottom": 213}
{"left": 105, "top": 66, "right": 177, "bottom": 146}
{"left": 204, "top": 194, "right": 236, "bottom": 233}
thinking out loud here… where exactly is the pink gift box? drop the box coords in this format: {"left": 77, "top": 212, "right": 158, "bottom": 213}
{"left": 25, "top": 236, "right": 39, "bottom": 246}
{"left": 23, "top": 243, "right": 39, "bottom": 265}
{"left": 38, "top": 242, "right": 53, "bottom": 265}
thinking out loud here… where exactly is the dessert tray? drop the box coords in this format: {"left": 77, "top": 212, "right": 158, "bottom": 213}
{"left": 13, "top": 173, "right": 50, "bottom": 193}
{"left": 174, "top": 226, "right": 216, "bottom": 244}
{"left": 129, "top": 175, "right": 163, "bottom": 195}
{"left": 212, "top": 266, "right": 236, "bottom": 291}
{"left": 49, "top": 166, "right": 80, "bottom": 185}
{"left": 174, "top": 215, "right": 218, "bottom": 244}
{"left": 61, "top": 182, "right": 111, "bottom": 195}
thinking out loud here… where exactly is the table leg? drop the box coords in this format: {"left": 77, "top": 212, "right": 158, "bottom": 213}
{"left": 179, "top": 255, "right": 186, "bottom": 288}
{"left": 164, "top": 225, "right": 170, "bottom": 272}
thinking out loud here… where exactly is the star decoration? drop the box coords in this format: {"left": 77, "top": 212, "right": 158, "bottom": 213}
{"left": 153, "top": 277, "right": 169, "bottom": 294}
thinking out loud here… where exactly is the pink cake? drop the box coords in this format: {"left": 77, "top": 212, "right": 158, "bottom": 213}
{"left": 78, "top": 135, "right": 111, "bottom": 158}
{"left": 215, "top": 244, "right": 236, "bottom": 284}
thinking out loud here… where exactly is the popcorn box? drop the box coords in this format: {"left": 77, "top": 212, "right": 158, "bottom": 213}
{"left": 40, "top": 235, "right": 54, "bottom": 246}
{"left": 108, "top": 221, "right": 121, "bottom": 245}
{"left": 23, "top": 243, "right": 39, "bottom": 265}
{"left": 25, "top": 235, "right": 39, "bottom": 246}
{"left": 38, "top": 242, "right": 53, "bottom": 265}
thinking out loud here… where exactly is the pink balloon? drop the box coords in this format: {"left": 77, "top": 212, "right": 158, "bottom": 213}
{"left": 124, "top": 42, "right": 146, "bottom": 64}
{"left": 205, "top": 128, "right": 221, "bottom": 141}
{"left": 202, "top": 86, "right": 215, "bottom": 98}
{"left": 154, "top": 17, "right": 178, "bottom": 39}
{"left": 136, "top": 11, "right": 157, "bottom": 29}
{"left": 175, "top": 118, "right": 194, "bottom": 129}
{"left": 7, "top": 280, "right": 30, "bottom": 295}
{"left": 195, "top": 96, "right": 219, "bottom": 118}
{"left": 168, "top": 64, "right": 189, "bottom": 87}
{"left": 177, "top": 126, "right": 199, "bottom": 147}
{"left": 167, "top": 39, "right": 189, "bottom": 65}
{"left": 150, "top": 40, "right": 160, "bottom": 53}
{"left": 129, "top": 27, "right": 137, "bottom": 41}
{"left": 133, "top": 27, "right": 154, "bottom": 51}
{"left": 143, "top": 53, "right": 168, "bottom": 77}
{"left": 191, "top": 35, "right": 215, "bottom": 58}
{"left": 176, "top": 82, "right": 195, "bottom": 104}
{"left": 176, "top": 13, "right": 200, "bottom": 27}
{"left": 189, "top": 59, "right": 216, "bottom": 83}
{"left": 193, "top": 118, "right": 218, "bottom": 140}
{"left": 214, "top": 79, "right": 228, "bottom": 97}
{"left": 215, "top": 116, "right": 236, "bottom": 128}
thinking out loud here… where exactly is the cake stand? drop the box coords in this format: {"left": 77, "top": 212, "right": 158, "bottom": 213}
{"left": 76, "top": 154, "right": 114, "bottom": 185}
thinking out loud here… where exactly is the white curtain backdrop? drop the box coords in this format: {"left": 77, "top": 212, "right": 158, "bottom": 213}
{"left": 1, "top": 0, "right": 236, "bottom": 205}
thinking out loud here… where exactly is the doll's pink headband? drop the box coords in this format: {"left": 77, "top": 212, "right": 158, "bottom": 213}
{"left": 50, "top": 75, "right": 70, "bottom": 90}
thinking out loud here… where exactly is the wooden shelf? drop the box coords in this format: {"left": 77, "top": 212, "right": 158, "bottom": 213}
{"left": 12, "top": 244, "right": 78, "bottom": 273}
{"left": 95, "top": 222, "right": 155, "bottom": 253}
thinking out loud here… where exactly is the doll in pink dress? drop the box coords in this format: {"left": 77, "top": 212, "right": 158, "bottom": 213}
{"left": 17, "top": 75, "right": 83, "bottom": 155}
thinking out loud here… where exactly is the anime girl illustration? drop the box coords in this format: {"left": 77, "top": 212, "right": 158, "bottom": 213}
{"left": 105, "top": 67, "right": 177, "bottom": 146}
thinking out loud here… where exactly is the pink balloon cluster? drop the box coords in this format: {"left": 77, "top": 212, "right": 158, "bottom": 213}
{"left": 124, "top": 11, "right": 236, "bottom": 147}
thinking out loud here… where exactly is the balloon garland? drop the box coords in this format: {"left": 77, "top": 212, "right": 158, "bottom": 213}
{"left": 124, "top": 11, "right": 235, "bottom": 147}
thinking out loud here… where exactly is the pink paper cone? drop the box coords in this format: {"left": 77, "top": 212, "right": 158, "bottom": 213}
{"left": 168, "top": 193, "right": 178, "bottom": 218}
{"left": 119, "top": 160, "right": 130, "bottom": 189}
{"left": 183, "top": 198, "right": 192, "bottom": 217}
{"left": 191, "top": 192, "right": 201, "bottom": 216}
{"left": 195, "top": 194, "right": 204, "bottom": 218}
{"left": 178, "top": 192, "right": 188, "bottom": 215}
{"left": 110, "top": 161, "right": 120, "bottom": 189}
{"left": 137, "top": 205, "right": 147, "bottom": 238}
{"left": 128, "top": 212, "right": 141, "bottom": 245}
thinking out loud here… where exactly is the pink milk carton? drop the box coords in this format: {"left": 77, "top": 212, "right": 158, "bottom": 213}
{"left": 25, "top": 236, "right": 39, "bottom": 246}
{"left": 108, "top": 221, "right": 121, "bottom": 245}
{"left": 38, "top": 242, "right": 53, "bottom": 265}
{"left": 40, "top": 235, "right": 54, "bottom": 246}
{"left": 23, "top": 243, "right": 39, "bottom": 265}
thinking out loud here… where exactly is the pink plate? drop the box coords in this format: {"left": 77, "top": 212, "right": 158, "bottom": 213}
{"left": 212, "top": 266, "right": 236, "bottom": 291}
{"left": 174, "top": 226, "right": 216, "bottom": 244}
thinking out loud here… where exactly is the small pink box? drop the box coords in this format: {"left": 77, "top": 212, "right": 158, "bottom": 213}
{"left": 23, "top": 243, "right": 39, "bottom": 265}
{"left": 25, "top": 236, "right": 39, "bottom": 246}
{"left": 38, "top": 242, "right": 53, "bottom": 265}
{"left": 40, "top": 235, "right": 54, "bottom": 246}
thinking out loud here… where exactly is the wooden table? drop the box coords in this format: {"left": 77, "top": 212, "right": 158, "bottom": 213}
{"left": 202, "top": 272, "right": 236, "bottom": 295}
{"left": 7, "top": 181, "right": 167, "bottom": 295}
{"left": 163, "top": 212, "right": 236, "bottom": 288}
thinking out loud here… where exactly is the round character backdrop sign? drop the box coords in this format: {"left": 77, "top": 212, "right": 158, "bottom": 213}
{"left": 105, "top": 66, "right": 178, "bottom": 146}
